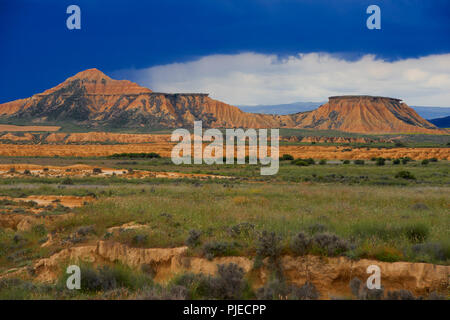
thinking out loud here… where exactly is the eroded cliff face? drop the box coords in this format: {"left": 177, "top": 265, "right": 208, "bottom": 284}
{"left": 0, "top": 70, "right": 444, "bottom": 134}
{"left": 294, "top": 96, "right": 440, "bottom": 134}
{"left": 2, "top": 241, "right": 448, "bottom": 299}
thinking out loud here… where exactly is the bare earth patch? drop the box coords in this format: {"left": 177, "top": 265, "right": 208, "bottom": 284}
{"left": 0, "top": 164, "right": 229, "bottom": 180}
{"left": 0, "top": 143, "right": 448, "bottom": 160}
{"left": 0, "top": 124, "right": 60, "bottom": 132}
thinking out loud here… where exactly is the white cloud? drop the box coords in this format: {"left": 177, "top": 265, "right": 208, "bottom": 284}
{"left": 115, "top": 52, "right": 450, "bottom": 107}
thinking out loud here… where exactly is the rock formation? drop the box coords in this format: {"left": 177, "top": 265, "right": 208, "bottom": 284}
{"left": 0, "top": 69, "right": 443, "bottom": 134}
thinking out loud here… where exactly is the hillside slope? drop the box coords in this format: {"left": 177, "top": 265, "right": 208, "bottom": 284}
{"left": 0, "top": 69, "right": 443, "bottom": 134}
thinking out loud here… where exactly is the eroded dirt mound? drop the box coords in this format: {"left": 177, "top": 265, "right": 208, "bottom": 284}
{"left": 0, "top": 68, "right": 443, "bottom": 134}
{"left": 0, "top": 195, "right": 94, "bottom": 231}
{"left": 292, "top": 96, "right": 442, "bottom": 134}
{"left": 6, "top": 241, "right": 447, "bottom": 299}
{"left": 0, "top": 164, "right": 229, "bottom": 180}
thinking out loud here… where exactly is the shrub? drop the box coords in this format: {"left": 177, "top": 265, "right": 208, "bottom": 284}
{"left": 342, "top": 160, "right": 350, "bottom": 164}
{"left": 209, "top": 263, "right": 247, "bottom": 299}
{"left": 186, "top": 229, "right": 202, "bottom": 248}
{"left": 202, "top": 241, "right": 236, "bottom": 260}
{"left": 292, "top": 160, "right": 309, "bottom": 166}
{"left": 404, "top": 223, "right": 429, "bottom": 243}
{"left": 61, "top": 177, "right": 73, "bottom": 185}
{"left": 280, "top": 154, "right": 294, "bottom": 161}
{"left": 319, "top": 159, "right": 327, "bottom": 165}
{"left": 31, "top": 224, "right": 47, "bottom": 237}
{"left": 349, "top": 277, "right": 384, "bottom": 300}
{"left": 386, "top": 290, "right": 416, "bottom": 300}
{"left": 395, "top": 171, "right": 416, "bottom": 180}
{"left": 132, "top": 234, "right": 149, "bottom": 246}
{"left": 428, "top": 158, "right": 438, "bottom": 162}
{"left": 135, "top": 285, "right": 188, "bottom": 300}
{"left": 227, "top": 222, "right": 255, "bottom": 238}
{"left": 76, "top": 225, "right": 95, "bottom": 236}
{"left": 290, "top": 232, "right": 311, "bottom": 256}
{"left": 307, "top": 223, "right": 327, "bottom": 234}
{"left": 170, "top": 264, "right": 250, "bottom": 300}
{"left": 256, "top": 231, "right": 282, "bottom": 260}
{"left": 369, "top": 245, "right": 403, "bottom": 262}
{"left": 108, "top": 152, "right": 161, "bottom": 159}
{"left": 291, "top": 158, "right": 315, "bottom": 166}
{"left": 392, "top": 159, "right": 400, "bottom": 165}
{"left": 375, "top": 158, "right": 385, "bottom": 166}
{"left": 93, "top": 168, "right": 102, "bottom": 174}
{"left": 421, "top": 159, "right": 429, "bottom": 165}
{"left": 411, "top": 242, "right": 449, "bottom": 262}
{"left": 65, "top": 264, "right": 152, "bottom": 293}
{"left": 353, "top": 159, "right": 365, "bottom": 165}
{"left": 256, "top": 278, "right": 319, "bottom": 300}
{"left": 23, "top": 169, "right": 31, "bottom": 175}
{"left": 311, "top": 233, "right": 349, "bottom": 256}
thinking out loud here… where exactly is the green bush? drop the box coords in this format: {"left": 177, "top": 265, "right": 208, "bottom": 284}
{"left": 342, "top": 160, "right": 350, "bottom": 164}
{"left": 375, "top": 158, "right": 385, "bottom": 166}
{"left": 404, "top": 223, "right": 430, "bottom": 243}
{"left": 280, "top": 154, "right": 294, "bottom": 161}
{"left": 291, "top": 158, "right": 315, "bottom": 166}
{"left": 108, "top": 152, "right": 161, "bottom": 159}
{"left": 291, "top": 159, "right": 309, "bottom": 166}
{"left": 186, "top": 229, "right": 202, "bottom": 248}
{"left": 319, "top": 159, "right": 327, "bottom": 165}
{"left": 353, "top": 160, "right": 365, "bottom": 165}
{"left": 59, "top": 263, "right": 152, "bottom": 293}
{"left": 421, "top": 159, "right": 429, "bottom": 165}
{"left": 202, "top": 241, "right": 237, "bottom": 260}
{"left": 291, "top": 232, "right": 312, "bottom": 256}
{"left": 393, "top": 159, "right": 400, "bottom": 165}
{"left": 395, "top": 171, "right": 416, "bottom": 180}
{"left": 61, "top": 177, "right": 74, "bottom": 185}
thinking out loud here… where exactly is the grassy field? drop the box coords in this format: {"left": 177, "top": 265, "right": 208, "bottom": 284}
{"left": 0, "top": 155, "right": 448, "bottom": 299}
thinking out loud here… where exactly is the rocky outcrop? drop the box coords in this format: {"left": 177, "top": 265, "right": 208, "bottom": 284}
{"left": 6, "top": 241, "right": 446, "bottom": 299}
{"left": 0, "top": 69, "right": 444, "bottom": 134}
{"left": 294, "top": 96, "right": 441, "bottom": 134}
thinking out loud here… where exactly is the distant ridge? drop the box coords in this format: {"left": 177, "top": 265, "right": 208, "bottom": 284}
{"left": 429, "top": 116, "right": 450, "bottom": 128}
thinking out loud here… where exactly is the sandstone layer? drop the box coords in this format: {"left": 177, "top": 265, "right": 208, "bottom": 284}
{"left": 3, "top": 241, "right": 447, "bottom": 299}
{"left": 0, "top": 69, "right": 444, "bottom": 134}
{"left": 0, "top": 143, "right": 448, "bottom": 160}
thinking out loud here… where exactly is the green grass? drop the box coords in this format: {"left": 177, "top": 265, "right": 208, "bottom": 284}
{"left": 45, "top": 182, "right": 449, "bottom": 265}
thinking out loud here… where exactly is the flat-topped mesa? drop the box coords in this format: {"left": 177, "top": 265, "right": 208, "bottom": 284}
{"left": 293, "top": 94, "right": 440, "bottom": 133}
{"left": 151, "top": 92, "right": 209, "bottom": 97}
{"left": 328, "top": 95, "right": 402, "bottom": 103}
{"left": 0, "top": 68, "right": 445, "bottom": 134}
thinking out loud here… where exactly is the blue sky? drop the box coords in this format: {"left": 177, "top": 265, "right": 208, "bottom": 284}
{"left": 1, "top": 0, "right": 449, "bottom": 105}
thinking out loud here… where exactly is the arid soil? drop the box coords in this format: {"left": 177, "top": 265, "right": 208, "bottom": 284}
{"left": 2, "top": 240, "right": 448, "bottom": 299}
{"left": 0, "top": 124, "right": 60, "bottom": 132}
{"left": 0, "top": 143, "right": 448, "bottom": 160}
{"left": 0, "top": 195, "right": 94, "bottom": 232}
{"left": 1, "top": 131, "right": 397, "bottom": 144}
{"left": 0, "top": 164, "right": 229, "bottom": 179}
